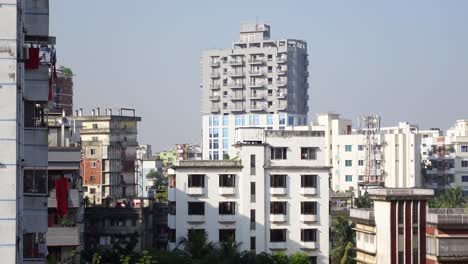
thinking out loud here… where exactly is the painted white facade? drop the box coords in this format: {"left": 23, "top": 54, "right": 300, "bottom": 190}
{"left": 169, "top": 128, "right": 329, "bottom": 263}
{"left": 420, "top": 120, "right": 468, "bottom": 194}
{"left": 1, "top": 0, "right": 51, "bottom": 262}
{"left": 201, "top": 22, "right": 309, "bottom": 160}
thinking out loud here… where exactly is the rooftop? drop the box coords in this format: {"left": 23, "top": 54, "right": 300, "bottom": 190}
{"left": 175, "top": 160, "right": 243, "bottom": 169}
{"left": 368, "top": 188, "right": 434, "bottom": 201}
{"left": 350, "top": 208, "right": 375, "bottom": 222}
{"left": 427, "top": 208, "right": 468, "bottom": 225}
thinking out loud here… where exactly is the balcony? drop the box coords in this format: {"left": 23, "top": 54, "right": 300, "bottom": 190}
{"left": 210, "top": 106, "right": 220, "bottom": 113}
{"left": 250, "top": 94, "right": 266, "bottom": 100}
{"left": 229, "top": 83, "right": 245, "bottom": 89}
{"left": 218, "top": 214, "right": 236, "bottom": 223}
{"left": 167, "top": 215, "right": 176, "bottom": 229}
{"left": 210, "top": 62, "right": 220, "bottom": 67}
{"left": 277, "top": 81, "right": 287, "bottom": 87}
{"left": 46, "top": 226, "right": 80, "bottom": 246}
{"left": 250, "top": 104, "right": 267, "bottom": 112}
{"left": 210, "top": 72, "right": 220, "bottom": 78}
{"left": 187, "top": 215, "right": 205, "bottom": 222}
{"left": 24, "top": 128, "right": 48, "bottom": 167}
{"left": 229, "top": 71, "right": 244, "bottom": 78}
{"left": 277, "top": 69, "right": 287, "bottom": 75}
{"left": 209, "top": 95, "right": 220, "bottom": 101}
{"left": 276, "top": 56, "right": 287, "bottom": 63}
{"left": 230, "top": 95, "right": 245, "bottom": 101}
{"left": 300, "top": 241, "right": 317, "bottom": 250}
{"left": 248, "top": 58, "right": 265, "bottom": 64}
{"left": 249, "top": 82, "right": 265, "bottom": 89}
{"left": 48, "top": 189, "right": 81, "bottom": 208}
{"left": 270, "top": 214, "right": 287, "bottom": 223}
{"left": 300, "top": 214, "right": 318, "bottom": 222}
{"left": 187, "top": 187, "right": 205, "bottom": 195}
{"left": 24, "top": 0, "right": 49, "bottom": 37}
{"left": 210, "top": 84, "right": 220, "bottom": 90}
{"left": 228, "top": 106, "right": 245, "bottom": 113}
{"left": 219, "top": 187, "right": 236, "bottom": 195}
{"left": 269, "top": 242, "right": 287, "bottom": 250}
{"left": 24, "top": 65, "right": 49, "bottom": 101}
{"left": 270, "top": 187, "right": 287, "bottom": 195}
{"left": 249, "top": 70, "right": 265, "bottom": 76}
{"left": 228, "top": 60, "right": 244, "bottom": 66}
{"left": 168, "top": 188, "right": 175, "bottom": 201}
{"left": 300, "top": 187, "right": 317, "bottom": 196}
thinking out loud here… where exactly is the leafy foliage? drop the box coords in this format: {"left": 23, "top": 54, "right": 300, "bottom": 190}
{"left": 354, "top": 192, "right": 373, "bottom": 208}
{"left": 430, "top": 186, "right": 467, "bottom": 208}
{"left": 331, "top": 216, "right": 354, "bottom": 264}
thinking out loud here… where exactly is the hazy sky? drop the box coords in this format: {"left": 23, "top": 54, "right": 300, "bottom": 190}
{"left": 50, "top": 0, "right": 468, "bottom": 151}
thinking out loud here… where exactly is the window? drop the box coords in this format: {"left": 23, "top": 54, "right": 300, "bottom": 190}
{"left": 279, "top": 114, "right": 286, "bottom": 125}
{"left": 188, "top": 175, "right": 205, "bottom": 187}
{"left": 219, "top": 229, "right": 235, "bottom": 242}
{"left": 219, "top": 174, "right": 235, "bottom": 188}
{"left": 270, "top": 229, "right": 286, "bottom": 242}
{"left": 301, "top": 202, "right": 317, "bottom": 215}
{"left": 358, "top": 175, "right": 364, "bottom": 181}
{"left": 462, "top": 146, "right": 468, "bottom": 152}
{"left": 213, "top": 151, "right": 219, "bottom": 160}
{"left": 271, "top": 175, "right": 286, "bottom": 188}
{"left": 223, "top": 139, "right": 228, "bottom": 149}
{"left": 345, "top": 160, "right": 352, "bottom": 167}
{"left": 188, "top": 229, "right": 205, "bottom": 241}
{"left": 219, "top": 202, "right": 236, "bottom": 215}
{"left": 213, "top": 116, "right": 219, "bottom": 126}
{"left": 250, "top": 237, "right": 256, "bottom": 250}
{"left": 301, "top": 175, "right": 317, "bottom": 188}
{"left": 90, "top": 188, "right": 96, "bottom": 194}
{"left": 271, "top": 147, "right": 287, "bottom": 160}
{"left": 268, "top": 78, "right": 273, "bottom": 85}
{"left": 462, "top": 161, "right": 468, "bottom": 167}
{"left": 270, "top": 202, "right": 287, "bottom": 215}
{"left": 267, "top": 54, "right": 273, "bottom": 61}
{"left": 358, "top": 145, "right": 364, "bottom": 151}
{"left": 268, "top": 66, "right": 273, "bottom": 72}
{"left": 213, "top": 128, "right": 219, "bottom": 138}
{"left": 169, "top": 229, "right": 176, "bottom": 242}
{"left": 23, "top": 233, "right": 46, "bottom": 259}
{"left": 358, "top": 160, "right": 364, "bottom": 166}
{"left": 462, "top": 176, "right": 468, "bottom": 183}
{"left": 222, "top": 115, "right": 228, "bottom": 126}
{"left": 169, "top": 202, "right": 176, "bottom": 215}
{"left": 24, "top": 170, "right": 47, "bottom": 194}
{"left": 188, "top": 202, "right": 205, "bottom": 215}
{"left": 267, "top": 114, "right": 273, "bottom": 125}
{"left": 90, "top": 148, "right": 96, "bottom": 155}
{"left": 301, "top": 147, "right": 317, "bottom": 160}
{"left": 250, "top": 182, "right": 256, "bottom": 203}
{"left": 345, "top": 145, "right": 352, "bottom": 152}
{"left": 90, "top": 175, "right": 96, "bottom": 182}
{"left": 250, "top": 154, "right": 256, "bottom": 175}
{"left": 92, "top": 136, "right": 98, "bottom": 141}
{"left": 301, "top": 229, "right": 317, "bottom": 242}
{"left": 90, "top": 161, "right": 97, "bottom": 168}
{"left": 345, "top": 175, "right": 352, "bottom": 182}
{"left": 288, "top": 116, "right": 294, "bottom": 125}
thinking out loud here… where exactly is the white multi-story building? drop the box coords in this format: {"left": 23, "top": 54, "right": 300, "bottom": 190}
{"left": 169, "top": 128, "right": 329, "bottom": 263}
{"left": 420, "top": 120, "right": 468, "bottom": 195}
{"left": 309, "top": 113, "right": 421, "bottom": 193}
{"left": 1, "top": 0, "right": 53, "bottom": 262}
{"left": 201, "top": 22, "right": 309, "bottom": 160}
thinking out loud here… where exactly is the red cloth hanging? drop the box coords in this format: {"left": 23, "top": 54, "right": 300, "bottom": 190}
{"left": 55, "top": 178, "right": 69, "bottom": 219}
{"left": 25, "top": 47, "right": 40, "bottom": 69}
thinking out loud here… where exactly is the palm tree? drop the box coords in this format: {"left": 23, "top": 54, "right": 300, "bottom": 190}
{"left": 176, "top": 229, "right": 216, "bottom": 260}
{"left": 331, "top": 216, "right": 354, "bottom": 264}
{"left": 216, "top": 238, "right": 242, "bottom": 264}
{"left": 432, "top": 186, "right": 467, "bottom": 208}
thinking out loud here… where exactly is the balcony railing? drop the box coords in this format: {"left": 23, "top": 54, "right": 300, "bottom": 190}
{"left": 209, "top": 95, "right": 220, "bottom": 101}
{"left": 210, "top": 106, "right": 220, "bottom": 113}
{"left": 187, "top": 215, "right": 205, "bottom": 222}
{"left": 248, "top": 58, "right": 265, "bottom": 64}
{"left": 210, "top": 72, "right": 220, "bottom": 78}
{"left": 300, "top": 241, "right": 316, "bottom": 250}
{"left": 270, "top": 214, "right": 287, "bottom": 222}
{"left": 46, "top": 226, "right": 80, "bottom": 246}
{"left": 228, "top": 83, "right": 244, "bottom": 89}
{"left": 300, "top": 214, "right": 318, "bottom": 222}
{"left": 228, "top": 60, "right": 244, "bottom": 66}
{"left": 210, "top": 62, "right": 220, "bottom": 67}
{"left": 218, "top": 214, "right": 236, "bottom": 223}
{"left": 249, "top": 82, "right": 265, "bottom": 88}
{"left": 270, "top": 187, "right": 287, "bottom": 195}
{"left": 250, "top": 104, "right": 267, "bottom": 112}
{"left": 219, "top": 187, "right": 236, "bottom": 195}
{"left": 276, "top": 56, "right": 287, "bottom": 63}
{"left": 48, "top": 189, "right": 81, "bottom": 208}
{"left": 276, "top": 81, "right": 287, "bottom": 87}
{"left": 187, "top": 187, "right": 205, "bottom": 195}
{"left": 229, "top": 95, "right": 245, "bottom": 101}
{"left": 229, "top": 71, "right": 244, "bottom": 77}
{"left": 269, "top": 242, "right": 287, "bottom": 249}
{"left": 249, "top": 70, "right": 265, "bottom": 76}
{"left": 300, "top": 187, "right": 317, "bottom": 196}
{"left": 250, "top": 94, "right": 266, "bottom": 100}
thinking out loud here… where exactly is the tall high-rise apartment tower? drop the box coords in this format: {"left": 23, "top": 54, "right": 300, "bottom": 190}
{"left": 201, "top": 22, "right": 309, "bottom": 160}
{"left": 1, "top": 0, "right": 53, "bottom": 262}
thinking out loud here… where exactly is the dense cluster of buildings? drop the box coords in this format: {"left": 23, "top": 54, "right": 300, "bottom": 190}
{"left": 1, "top": 2, "right": 468, "bottom": 262}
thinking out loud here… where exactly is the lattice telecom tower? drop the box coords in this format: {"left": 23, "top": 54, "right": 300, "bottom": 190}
{"left": 359, "top": 115, "right": 384, "bottom": 187}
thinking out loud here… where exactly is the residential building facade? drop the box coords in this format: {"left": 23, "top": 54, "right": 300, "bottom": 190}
{"left": 426, "top": 208, "right": 468, "bottom": 263}
{"left": 73, "top": 108, "right": 141, "bottom": 204}
{"left": 0, "top": 0, "right": 54, "bottom": 262}
{"left": 312, "top": 113, "right": 421, "bottom": 193}
{"left": 420, "top": 120, "right": 468, "bottom": 195}
{"left": 49, "top": 67, "right": 73, "bottom": 116}
{"left": 169, "top": 128, "right": 329, "bottom": 263}
{"left": 350, "top": 188, "right": 434, "bottom": 264}
{"left": 201, "top": 22, "right": 309, "bottom": 160}
{"left": 47, "top": 114, "right": 84, "bottom": 263}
